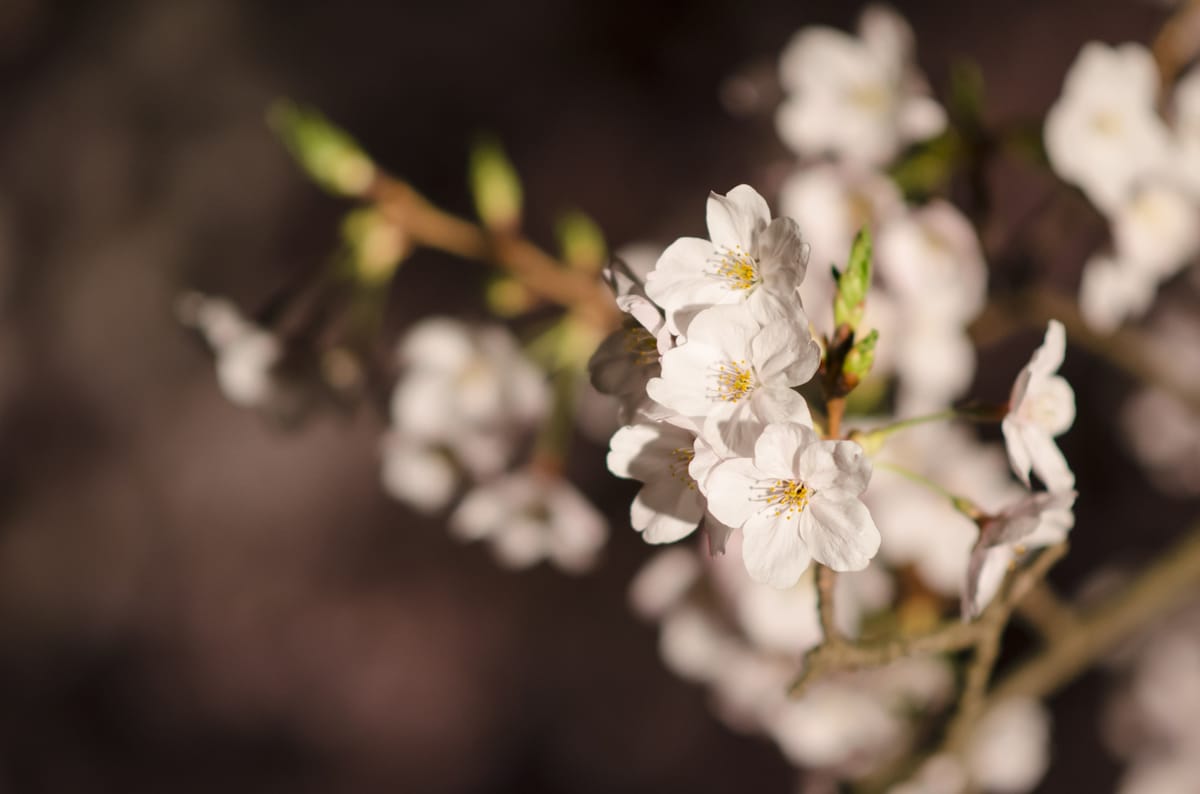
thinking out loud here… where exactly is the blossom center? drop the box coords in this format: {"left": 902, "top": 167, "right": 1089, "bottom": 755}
{"left": 623, "top": 326, "right": 659, "bottom": 365}
{"left": 762, "top": 479, "right": 812, "bottom": 519}
{"left": 669, "top": 447, "right": 697, "bottom": 489}
{"left": 710, "top": 359, "right": 757, "bottom": 403}
{"left": 709, "top": 245, "right": 761, "bottom": 291}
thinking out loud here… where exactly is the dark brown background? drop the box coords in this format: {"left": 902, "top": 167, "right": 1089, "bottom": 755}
{"left": 0, "top": 1, "right": 1192, "bottom": 792}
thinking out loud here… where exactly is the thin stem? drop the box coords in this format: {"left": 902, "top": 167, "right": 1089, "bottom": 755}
{"left": 1015, "top": 581, "right": 1079, "bottom": 639}
{"left": 874, "top": 462, "right": 982, "bottom": 518}
{"left": 826, "top": 397, "right": 846, "bottom": 440}
{"left": 366, "top": 176, "right": 619, "bottom": 331}
{"left": 815, "top": 564, "right": 842, "bottom": 647}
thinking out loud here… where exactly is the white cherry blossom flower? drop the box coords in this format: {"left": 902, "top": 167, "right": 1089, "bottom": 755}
{"left": 1079, "top": 253, "right": 1158, "bottom": 333}
{"left": 449, "top": 470, "right": 607, "bottom": 573}
{"left": 775, "top": 5, "right": 946, "bottom": 166}
{"left": 1002, "top": 320, "right": 1076, "bottom": 491}
{"left": 645, "top": 305, "right": 819, "bottom": 455}
{"left": 644, "top": 185, "right": 809, "bottom": 336}
{"left": 607, "top": 420, "right": 726, "bottom": 545}
{"left": 703, "top": 423, "right": 880, "bottom": 586}
{"left": 587, "top": 317, "right": 665, "bottom": 423}
{"left": 1044, "top": 42, "right": 1171, "bottom": 212}
{"left": 963, "top": 490, "right": 1076, "bottom": 617}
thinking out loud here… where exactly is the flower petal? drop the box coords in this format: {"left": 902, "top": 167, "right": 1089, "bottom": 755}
{"left": 803, "top": 496, "right": 881, "bottom": 571}
{"left": 707, "top": 185, "right": 771, "bottom": 251}
{"left": 742, "top": 510, "right": 812, "bottom": 587}
{"left": 703, "top": 457, "right": 764, "bottom": 528}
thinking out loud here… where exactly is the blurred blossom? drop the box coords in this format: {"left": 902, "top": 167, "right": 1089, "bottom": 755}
{"left": 449, "top": 469, "right": 607, "bottom": 573}
{"left": 1110, "top": 182, "right": 1200, "bottom": 282}
{"left": 1079, "top": 253, "right": 1159, "bottom": 333}
{"left": 775, "top": 5, "right": 946, "bottom": 166}
{"left": 379, "top": 435, "right": 458, "bottom": 513}
{"left": 1173, "top": 67, "right": 1200, "bottom": 199}
{"left": 177, "top": 292, "right": 292, "bottom": 410}
{"left": 1122, "top": 388, "right": 1200, "bottom": 494}
{"left": 867, "top": 423, "right": 1022, "bottom": 599}
{"left": 966, "top": 698, "right": 1052, "bottom": 794}
{"left": 778, "top": 163, "right": 904, "bottom": 333}
{"left": 1044, "top": 42, "right": 1171, "bottom": 213}
{"left": 386, "top": 317, "right": 547, "bottom": 491}
{"left": 1105, "top": 602, "right": 1200, "bottom": 794}
{"left": 628, "top": 546, "right": 702, "bottom": 620}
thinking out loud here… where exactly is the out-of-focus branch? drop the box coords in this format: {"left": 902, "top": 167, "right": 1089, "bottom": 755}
{"left": 790, "top": 545, "right": 1067, "bottom": 698}
{"left": 366, "top": 175, "right": 620, "bottom": 331}
{"left": 970, "top": 290, "right": 1200, "bottom": 416}
{"left": 994, "top": 517, "right": 1200, "bottom": 702}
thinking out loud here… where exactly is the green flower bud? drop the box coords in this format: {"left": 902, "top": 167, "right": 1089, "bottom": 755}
{"left": 269, "top": 100, "right": 376, "bottom": 197}
{"left": 555, "top": 210, "right": 606, "bottom": 274}
{"left": 843, "top": 328, "right": 878, "bottom": 382}
{"left": 833, "top": 228, "right": 873, "bottom": 330}
{"left": 469, "top": 137, "right": 523, "bottom": 232}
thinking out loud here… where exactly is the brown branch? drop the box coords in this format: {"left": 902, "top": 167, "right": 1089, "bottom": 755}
{"left": 993, "top": 519, "right": 1200, "bottom": 702}
{"left": 366, "top": 175, "right": 620, "bottom": 331}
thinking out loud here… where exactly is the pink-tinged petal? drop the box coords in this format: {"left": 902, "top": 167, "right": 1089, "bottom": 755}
{"left": 797, "top": 439, "right": 872, "bottom": 496}
{"left": 803, "top": 497, "right": 880, "bottom": 571}
{"left": 703, "top": 399, "right": 763, "bottom": 459}
{"left": 703, "top": 457, "right": 764, "bottom": 528}
{"left": 753, "top": 422, "right": 817, "bottom": 478}
{"left": 751, "top": 387, "right": 813, "bottom": 431}
{"left": 1001, "top": 415, "right": 1033, "bottom": 488}
{"left": 741, "top": 510, "right": 812, "bottom": 587}
{"left": 707, "top": 185, "right": 771, "bottom": 251}
{"left": 755, "top": 216, "right": 809, "bottom": 287}
{"left": 631, "top": 479, "right": 704, "bottom": 543}
{"left": 751, "top": 319, "right": 819, "bottom": 385}
{"left": 1029, "top": 320, "right": 1066, "bottom": 380}
{"left": 687, "top": 304, "right": 760, "bottom": 358}
{"left": 1022, "top": 425, "right": 1076, "bottom": 491}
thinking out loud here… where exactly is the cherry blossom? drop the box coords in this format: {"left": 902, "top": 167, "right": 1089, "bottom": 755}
{"left": 775, "top": 5, "right": 946, "bottom": 166}
{"left": 1002, "top": 320, "right": 1076, "bottom": 491}
{"left": 1044, "top": 42, "right": 1171, "bottom": 212}
{"left": 703, "top": 423, "right": 880, "bottom": 586}
{"left": 643, "top": 184, "right": 810, "bottom": 335}
{"left": 645, "top": 305, "right": 819, "bottom": 455}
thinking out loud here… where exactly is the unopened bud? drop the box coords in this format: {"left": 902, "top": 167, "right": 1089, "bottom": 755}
{"left": 469, "top": 136, "right": 522, "bottom": 232}
{"left": 486, "top": 277, "right": 537, "bottom": 317}
{"left": 843, "top": 329, "right": 878, "bottom": 382}
{"left": 341, "top": 208, "right": 407, "bottom": 286}
{"left": 269, "top": 100, "right": 376, "bottom": 197}
{"left": 556, "top": 210, "right": 606, "bottom": 274}
{"left": 833, "top": 228, "right": 872, "bottom": 330}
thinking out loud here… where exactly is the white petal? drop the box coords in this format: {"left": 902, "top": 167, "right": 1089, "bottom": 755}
{"left": 803, "top": 496, "right": 881, "bottom": 571}
{"left": 741, "top": 510, "right": 812, "bottom": 587}
{"left": 703, "top": 457, "right": 764, "bottom": 528}
{"left": 797, "top": 439, "right": 872, "bottom": 497}
{"left": 753, "top": 422, "right": 816, "bottom": 478}
{"left": 707, "top": 185, "right": 771, "bottom": 251}
{"left": 1002, "top": 415, "right": 1033, "bottom": 488}
{"left": 631, "top": 478, "right": 704, "bottom": 543}
{"left": 1023, "top": 425, "right": 1076, "bottom": 491}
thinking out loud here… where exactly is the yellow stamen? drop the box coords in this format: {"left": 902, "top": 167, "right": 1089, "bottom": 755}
{"left": 762, "top": 479, "right": 812, "bottom": 519}
{"left": 711, "top": 359, "right": 757, "bottom": 403}
{"left": 709, "top": 244, "right": 760, "bottom": 291}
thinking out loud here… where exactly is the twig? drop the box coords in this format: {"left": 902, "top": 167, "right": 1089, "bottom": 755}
{"left": 815, "top": 564, "right": 842, "bottom": 647}
{"left": 1014, "top": 580, "right": 1079, "bottom": 639}
{"left": 365, "top": 175, "right": 619, "bottom": 331}
{"left": 993, "top": 518, "right": 1200, "bottom": 702}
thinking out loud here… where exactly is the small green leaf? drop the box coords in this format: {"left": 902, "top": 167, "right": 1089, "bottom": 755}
{"left": 843, "top": 328, "right": 878, "bottom": 381}
{"left": 556, "top": 210, "right": 607, "bottom": 274}
{"left": 268, "top": 100, "right": 376, "bottom": 197}
{"left": 469, "top": 136, "right": 523, "bottom": 231}
{"left": 833, "top": 228, "right": 873, "bottom": 330}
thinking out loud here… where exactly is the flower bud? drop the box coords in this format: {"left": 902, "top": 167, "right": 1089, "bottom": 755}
{"left": 833, "top": 228, "right": 872, "bottom": 331}
{"left": 556, "top": 210, "right": 607, "bottom": 274}
{"left": 269, "top": 100, "right": 376, "bottom": 197}
{"left": 341, "top": 208, "right": 407, "bottom": 286}
{"left": 843, "top": 328, "right": 878, "bottom": 382}
{"left": 469, "top": 136, "right": 523, "bottom": 232}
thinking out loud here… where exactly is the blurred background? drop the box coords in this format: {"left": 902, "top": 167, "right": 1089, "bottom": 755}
{"left": 0, "top": 1, "right": 1193, "bottom": 791}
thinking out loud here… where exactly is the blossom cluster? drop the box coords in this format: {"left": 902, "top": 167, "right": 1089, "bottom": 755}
{"left": 1045, "top": 43, "right": 1200, "bottom": 332}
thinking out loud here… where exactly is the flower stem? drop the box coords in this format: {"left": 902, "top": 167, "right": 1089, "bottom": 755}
{"left": 874, "top": 462, "right": 982, "bottom": 519}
